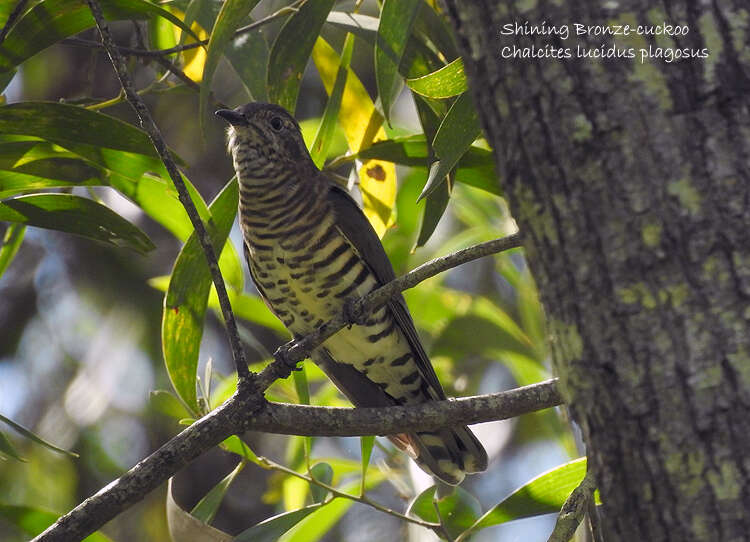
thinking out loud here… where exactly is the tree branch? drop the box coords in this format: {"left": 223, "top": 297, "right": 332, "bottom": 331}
{"left": 85, "top": 0, "right": 248, "bottom": 379}
{"left": 34, "top": 379, "right": 561, "bottom": 541}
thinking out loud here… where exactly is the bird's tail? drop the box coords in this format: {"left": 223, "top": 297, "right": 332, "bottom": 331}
{"left": 390, "top": 426, "right": 488, "bottom": 485}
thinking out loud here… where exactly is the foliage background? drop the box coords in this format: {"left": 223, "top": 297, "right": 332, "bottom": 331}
{"left": 0, "top": 1, "right": 577, "bottom": 540}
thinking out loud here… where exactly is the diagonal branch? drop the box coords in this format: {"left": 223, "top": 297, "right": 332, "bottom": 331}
{"left": 85, "top": 0, "right": 248, "bottom": 379}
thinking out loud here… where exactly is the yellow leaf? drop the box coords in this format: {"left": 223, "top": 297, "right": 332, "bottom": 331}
{"left": 159, "top": 8, "right": 208, "bottom": 83}
{"left": 312, "top": 37, "right": 396, "bottom": 238}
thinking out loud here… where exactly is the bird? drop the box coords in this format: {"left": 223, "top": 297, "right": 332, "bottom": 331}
{"left": 216, "top": 102, "right": 487, "bottom": 485}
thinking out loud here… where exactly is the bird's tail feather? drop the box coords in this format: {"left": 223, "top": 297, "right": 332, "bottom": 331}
{"left": 390, "top": 426, "right": 488, "bottom": 485}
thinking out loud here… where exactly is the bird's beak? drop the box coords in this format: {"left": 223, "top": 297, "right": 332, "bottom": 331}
{"left": 215, "top": 109, "right": 246, "bottom": 126}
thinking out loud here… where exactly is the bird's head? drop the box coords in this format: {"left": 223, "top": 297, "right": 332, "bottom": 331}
{"left": 216, "top": 103, "right": 312, "bottom": 171}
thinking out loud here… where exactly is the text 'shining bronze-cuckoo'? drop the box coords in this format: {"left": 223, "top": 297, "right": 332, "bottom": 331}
{"left": 217, "top": 102, "right": 487, "bottom": 484}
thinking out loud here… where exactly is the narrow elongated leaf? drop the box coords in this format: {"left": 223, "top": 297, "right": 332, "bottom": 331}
{"left": 310, "top": 35, "right": 353, "bottom": 168}
{"left": 0, "top": 223, "right": 24, "bottom": 278}
{"left": 225, "top": 22, "right": 269, "bottom": 102}
{"left": 472, "top": 458, "right": 592, "bottom": 531}
{"left": 191, "top": 461, "right": 245, "bottom": 524}
{"left": 312, "top": 37, "right": 396, "bottom": 237}
{"left": 199, "top": 0, "right": 261, "bottom": 131}
{"left": 415, "top": 167, "right": 451, "bottom": 248}
{"left": 0, "top": 413, "right": 77, "bottom": 457}
{"left": 407, "top": 57, "right": 467, "bottom": 99}
{"left": 0, "top": 194, "right": 154, "bottom": 253}
{"left": 162, "top": 178, "right": 238, "bottom": 411}
{"left": 359, "top": 435, "right": 375, "bottom": 495}
{"left": 374, "top": 0, "right": 420, "bottom": 123}
{"left": 418, "top": 92, "right": 481, "bottom": 201}
{"left": 235, "top": 503, "right": 325, "bottom": 542}
{"left": 0, "top": 504, "right": 112, "bottom": 541}
{"left": 267, "top": 0, "right": 335, "bottom": 112}
{"left": 279, "top": 474, "right": 385, "bottom": 542}
{"left": 0, "top": 0, "right": 200, "bottom": 74}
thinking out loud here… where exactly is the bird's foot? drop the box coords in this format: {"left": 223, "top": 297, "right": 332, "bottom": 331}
{"left": 342, "top": 297, "right": 368, "bottom": 329}
{"left": 273, "top": 341, "right": 302, "bottom": 374}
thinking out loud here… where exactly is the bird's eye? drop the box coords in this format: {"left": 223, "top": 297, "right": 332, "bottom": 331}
{"left": 270, "top": 117, "right": 283, "bottom": 131}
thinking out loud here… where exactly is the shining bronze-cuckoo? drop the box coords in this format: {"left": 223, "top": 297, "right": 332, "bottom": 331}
{"left": 217, "top": 102, "right": 487, "bottom": 485}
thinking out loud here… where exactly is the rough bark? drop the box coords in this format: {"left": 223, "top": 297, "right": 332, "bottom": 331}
{"left": 444, "top": 1, "right": 750, "bottom": 540}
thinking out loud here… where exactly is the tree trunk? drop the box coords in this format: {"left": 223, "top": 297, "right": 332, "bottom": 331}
{"left": 444, "top": 1, "right": 750, "bottom": 540}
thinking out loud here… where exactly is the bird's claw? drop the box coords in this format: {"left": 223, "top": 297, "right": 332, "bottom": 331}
{"left": 342, "top": 298, "right": 368, "bottom": 329}
{"left": 273, "top": 342, "right": 302, "bottom": 372}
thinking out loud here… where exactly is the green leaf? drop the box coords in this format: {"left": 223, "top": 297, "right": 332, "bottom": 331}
{"left": 414, "top": 168, "right": 451, "bottom": 248}
{"left": 418, "top": 92, "right": 481, "bottom": 202}
{"left": 191, "top": 461, "right": 245, "bottom": 524}
{"left": 359, "top": 435, "right": 375, "bottom": 495}
{"left": 162, "top": 178, "right": 238, "bottom": 411}
{"left": 407, "top": 57, "right": 467, "bottom": 99}
{"left": 0, "top": 413, "right": 77, "bottom": 457}
{"left": 0, "top": 102, "right": 176, "bottom": 181}
{"left": 0, "top": 0, "right": 200, "bottom": 74}
{"left": 0, "top": 223, "right": 25, "bottom": 278}
{"left": 407, "top": 486, "right": 481, "bottom": 538}
{"left": 374, "top": 0, "right": 420, "bottom": 123}
{"left": 199, "top": 0, "right": 261, "bottom": 132}
{"left": 310, "top": 35, "right": 353, "bottom": 168}
{"left": 0, "top": 504, "right": 113, "bottom": 541}
{"left": 309, "top": 462, "right": 333, "bottom": 504}
{"left": 225, "top": 21, "right": 269, "bottom": 102}
{"left": 235, "top": 503, "right": 325, "bottom": 542}
{"left": 279, "top": 474, "right": 385, "bottom": 542}
{"left": 471, "top": 458, "right": 591, "bottom": 532}
{"left": 0, "top": 431, "right": 24, "bottom": 461}
{"left": 267, "top": 0, "right": 336, "bottom": 112}
{"left": 0, "top": 194, "right": 155, "bottom": 253}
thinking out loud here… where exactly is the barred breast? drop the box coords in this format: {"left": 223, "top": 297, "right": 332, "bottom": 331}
{"left": 238, "top": 174, "right": 434, "bottom": 404}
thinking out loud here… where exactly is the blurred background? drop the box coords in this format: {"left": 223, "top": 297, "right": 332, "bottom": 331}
{"left": 0, "top": 1, "right": 578, "bottom": 540}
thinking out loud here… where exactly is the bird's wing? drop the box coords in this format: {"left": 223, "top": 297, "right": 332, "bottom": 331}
{"left": 325, "top": 180, "right": 446, "bottom": 400}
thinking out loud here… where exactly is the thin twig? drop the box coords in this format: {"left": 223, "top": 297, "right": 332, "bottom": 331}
{"left": 256, "top": 233, "right": 523, "bottom": 389}
{"left": 85, "top": 0, "right": 248, "bottom": 379}
{"left": 257, "top": 455, "right": 442, "bottom": 531}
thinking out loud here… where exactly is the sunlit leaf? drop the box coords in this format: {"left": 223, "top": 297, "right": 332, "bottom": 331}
{"left": 235, "top": 502, "right": 325, "bottom": 542}
{"left": 471, "top": 458, "right": 594, "bottom": 531}
{"left": 0, "top": 194, "right": 154, "bottom": 253}
{"left": 199, "top": 0, "right": 261, "bottom": 130}
{"left": 359, "top": 435, "right": 375, "bottom": 495}
{"left": 279, "top": 473, "right": 386, "bottom": 542}
{"left": 0, "top": 223, "right": 24, "bottom": 278}
{"left": 191, "top": 461, "right": 245, "bottom": 524}
{"left": 374, "top": 0, "right": 420, "bottom": 123}
{"left": 162, "top": 178, "right": 238, "bottom": 411}
{"left": 0, "top": 0, "right": 200, "bottom": 74}
{"left": 312, "top": 37, "right": 396, "bottom": 237}
{"left": 310, "top": 35, "right": 353, "bottom": 168}
{"left": 419, "top": 92, "right": 481, "bottom": 202}
{"left": 407, "top": 57, "right": 467, "bottom": 99}
{"left": 267, "top": 0, "right": 336, "bottom": 112}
